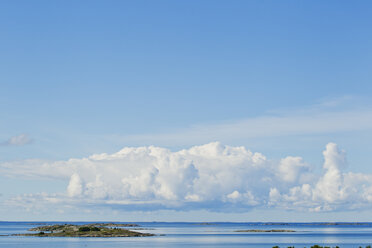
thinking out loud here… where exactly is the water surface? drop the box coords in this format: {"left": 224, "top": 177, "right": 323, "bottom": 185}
{"left": 1, "top": 222, "right": 372, "bottom": 247}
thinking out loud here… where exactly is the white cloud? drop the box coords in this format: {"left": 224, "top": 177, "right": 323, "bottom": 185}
{"left": 0, "top": 134, "right": 33, "bottom": 146}
{"left": 2, "top": 142, "right": 372, "bottom": 212}
{"left": 67, "top": 173, "right": 83, "bottom": 197}
{"left": 277, "top": 156, "right": 309, "bottom": 183}
{"left": 270, "top": 143, "right": 372, "bottom": 211}
{"left": 313, "top": 143, "right": 347, "bottom": 203}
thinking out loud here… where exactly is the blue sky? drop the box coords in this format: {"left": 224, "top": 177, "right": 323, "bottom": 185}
{"left": 1, "top": 0, "right": 372, "bottom": 221}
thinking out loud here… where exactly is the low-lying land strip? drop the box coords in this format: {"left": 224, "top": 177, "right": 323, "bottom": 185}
{"left": 235, "top": 229, "right": 296, "bottom": 232}
{"left": 13, "top": 223, "right": 154, "bottom": 237}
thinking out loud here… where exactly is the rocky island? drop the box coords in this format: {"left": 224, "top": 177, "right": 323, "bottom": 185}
{"left": 14, "top": 223, "right": 154, "bottom": 237}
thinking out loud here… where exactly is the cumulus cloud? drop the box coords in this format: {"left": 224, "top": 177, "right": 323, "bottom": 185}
{"left": 2, "top": 142, "right": 372, "bottom": 212}
{"left": 277, "top": 156, "right": 310, "bottom": 184}
{"left": 0, "top": 134, "right": 33, "bottom": 146}
{"left": 67, "top": 174, "right": 83, "bottom": 197}
{"left": 270, "top": 143, "right": 372, "bottom": 211}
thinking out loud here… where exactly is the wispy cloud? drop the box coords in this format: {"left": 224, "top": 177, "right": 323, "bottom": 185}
{"left": 0, "top": 134, "right": 33, "bottom": 146}
{"left": 89, "top": 96, "right": 371, "bottom": 147}
{"left": 113, "top": 108, "right": 372, "bottom": 147}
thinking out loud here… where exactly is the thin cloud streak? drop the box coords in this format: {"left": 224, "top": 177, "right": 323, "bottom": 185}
{"left": 116, "top": 109, "right": 372, "bottom": 146}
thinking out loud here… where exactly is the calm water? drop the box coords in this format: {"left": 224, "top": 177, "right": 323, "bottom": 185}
{"left": 1, "top": 222, "right": 372, "bottom": 248}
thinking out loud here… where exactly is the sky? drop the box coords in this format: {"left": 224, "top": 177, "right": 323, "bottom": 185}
{"left": 1, "top": 0, "right": 372, "bottom": 221}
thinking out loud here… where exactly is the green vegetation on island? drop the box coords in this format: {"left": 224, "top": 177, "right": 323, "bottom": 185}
{"left": 14, "top": 223, "right": 154, "bottom": 237}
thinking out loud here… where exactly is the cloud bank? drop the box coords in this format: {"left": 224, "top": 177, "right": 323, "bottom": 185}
{"left": 2, "top": 142, "right": 372, "bottom": 212}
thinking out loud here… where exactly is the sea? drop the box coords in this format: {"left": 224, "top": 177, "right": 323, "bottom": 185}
{"left": 1, "top": 222, "right": 372, "bottom": 248}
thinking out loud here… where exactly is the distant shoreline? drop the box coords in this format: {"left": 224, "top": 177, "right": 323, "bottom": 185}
{"left": 235, "top": 229, "right": 296, "bottom": 232}
{"left": 1, "top": 221, "right": 371, "bottom": 225}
